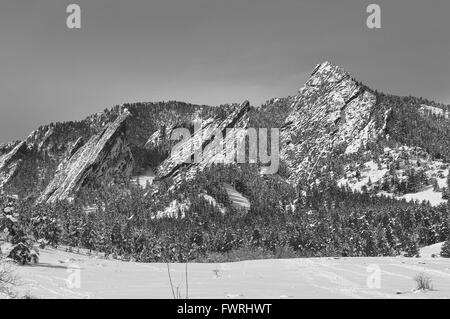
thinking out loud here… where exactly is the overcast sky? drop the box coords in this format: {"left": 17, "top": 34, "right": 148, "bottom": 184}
{"left": 0, "top": 0, "right": 449, "bottom": 143}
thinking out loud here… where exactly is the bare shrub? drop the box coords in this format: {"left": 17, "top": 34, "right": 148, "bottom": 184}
{"left": 166, "top": 262, "right": 189, "bottom": 299}
{"left": 414, "top": 273, "right": 433, "bottom": 291}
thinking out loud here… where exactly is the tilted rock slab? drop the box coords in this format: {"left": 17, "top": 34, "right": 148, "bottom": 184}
{"left": 0, "top": 141, "right": 27, "bottom": 189}
{"left": 38, "top": 110, "right": 134, "bottom": 203}
{"left": 156, "top": 101, "right": 251, "bottom": 183}
{"left": 280, "top": 61, "right": 390, "bottom": 184}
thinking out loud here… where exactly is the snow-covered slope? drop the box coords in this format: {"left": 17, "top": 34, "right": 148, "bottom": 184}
{"left": 223, "top": 183, "right": 251, "bottom": 210}
{"left": 0, "top": 142, "right": 27, "bottom": 189}
{"left": 6, "top": 248, "right": 450, "bottom": 299}
{"left": 420, "top": 105, "right": 449, "bottom": 119}
{"left": 420, "top": 242, "right": 444, "bottom": 258}
{"left": 38, "top": 110, "right": 134, "bottom": 204}
{"left": 338, "top": 146, "right": 449, "bottom": 206}
{"left": 156, "top": 101, "right": 251, "bottom": 184}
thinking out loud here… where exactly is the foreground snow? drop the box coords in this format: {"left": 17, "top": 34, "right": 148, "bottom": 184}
{"left": 3, "top": 245, "right": 448, "bottom": 299}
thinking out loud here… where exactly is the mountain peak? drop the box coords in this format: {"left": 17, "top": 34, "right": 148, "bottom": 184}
{"left": 314, "top": 60, "right": 346, "bottom": 73}
{"left": 304, "top": 61, "right": 353, "bottom": 93}
{"left": 313, "top": 60, "right": 336, "bottom": 72}
{"left": 281, "top": 62, "right": 390, "bottom": 184}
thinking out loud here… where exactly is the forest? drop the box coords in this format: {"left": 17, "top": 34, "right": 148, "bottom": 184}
{"left": 1, "top": 164, "right": 449, "bottom": 264}
{"left": 1, "top": 94, "right": 450, "bottom": 264}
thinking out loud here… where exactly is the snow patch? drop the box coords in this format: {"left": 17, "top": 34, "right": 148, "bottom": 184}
{"left": 419, "top": 105, "right": 449, "bottom": 119}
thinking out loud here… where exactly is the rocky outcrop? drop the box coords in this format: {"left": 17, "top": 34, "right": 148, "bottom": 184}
{"left": 68, "top": 137, "right": 85, "bottom": 157}
{"left": 144, "top": 125, "right": 175, "bottom": 155}
{"left": 223, "top": 183, "right": 250, "bottom": 211}
{"left": 280, "top": 61, "right": 390, "bottom": 184}
{"left": 0, "top": 141, "right": 27, "bottom": 189}
{"left": 0, "top": 101, "right": 222, "bottom": 200}
{"left": 38, "top": 110, "right": 134, "bottom": 203}
{"left": 27, "top": 125, "right": 55, "bottom": 153}
{"left": 156, "top": 101, "right": 251, "bottom": 183}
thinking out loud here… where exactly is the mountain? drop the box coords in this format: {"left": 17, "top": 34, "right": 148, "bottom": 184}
{"left": 37, "top": 110, "right": 134, "bottom": 204}
{"left": 156, "top": 100, "right": 251, "bottom": 183}
{"left": 280, "top": 61, "right": 390, "bottom": 184}
{"left": 1, "top": 61, "right": 449, "bottom": 265}
{"left": 0, "top": 100, "right": 251, "bottom": 202}
{"left": 0, "top": 61, "right": 449, "bottom": 209}
{"left": 0, "top": 141, "right": 27, "bottom": 189}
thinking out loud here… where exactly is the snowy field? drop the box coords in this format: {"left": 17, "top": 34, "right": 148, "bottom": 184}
{"left": 2, "top": 244, "right": 450, "bottom": 299}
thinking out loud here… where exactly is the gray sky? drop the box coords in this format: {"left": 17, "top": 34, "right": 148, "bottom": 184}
{"left": 0, "top": 0, "right": 449, "bottom": 143}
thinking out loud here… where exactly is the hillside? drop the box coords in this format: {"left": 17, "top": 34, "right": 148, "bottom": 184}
{"left": 0, "top": 61, "right": 448, "bottom": 208}
{"left": 1, "top": 61, "right": 449, "bottom": 272}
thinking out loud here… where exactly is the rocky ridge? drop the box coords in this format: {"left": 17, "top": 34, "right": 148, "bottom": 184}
{"left": 280, "top": 61, "right": 390, "bottom": 184}
{"left": 156, "top": 100, "right": 251, "bottom": 183}
{"left": 0, "top": 141, "right": 27, "bottom": 189}
{"left": 38, "top": 110, "right": 134, "bottom": 203}
{"left": 0, "top": 61, "right": 448, "bottom": 207}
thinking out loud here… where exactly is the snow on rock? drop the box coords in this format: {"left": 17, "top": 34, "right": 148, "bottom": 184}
{"left": 156, "top": 101, "right": 251, "bottom": 185}
{"left": 154, "top": 199, "right": 190, "bottom": 219}
{"left": 419, "top": 105, "right": 449, "bottom": 119}
{"left": 201, "top": 193, "right": 227, "bottom": 215}
{"left": 144, "top": 125, "right": 175, "bottom": 153}
{"left": 28, "top": 126, "right": 55, "bottom": 153}
{"left": 38, "top": 110, "right": 134, "bottom": 204}
{"left": 0, "top": 141, "right": 27, "bottom": 189}
{"left": 223, "top": 183, "right": 251, "bottom": 210}
{"left": 280, "top": 61, "right": 390, "bottom": 184}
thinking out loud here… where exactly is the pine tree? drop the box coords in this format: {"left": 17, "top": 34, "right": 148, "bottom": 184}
{"left": 404, "top": 239, "right": 420, "bottom": 257}
{"left": 432, "top": 178, "right": 440, "bottom": 192}
{"left": 441, "top": 241, "right": 450, "bottom": 258}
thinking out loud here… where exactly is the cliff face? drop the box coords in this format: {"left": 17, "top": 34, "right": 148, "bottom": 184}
{"left": 38, "top": 110, "right": 134, "bottom": 203}
{"left": 280, "top": 61, "right": 390, "bottom": 184}
{"left": 0, "top": 101, "right": 217, "bottom": 198}
{"left": 156, "top": 101, "right": 251, "bottom": 183}
{"left": 0, "top": 141, "right": 27, "bottom": 189}
{"left": 34, "top": 101, "right": 244, "bottom": 203}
